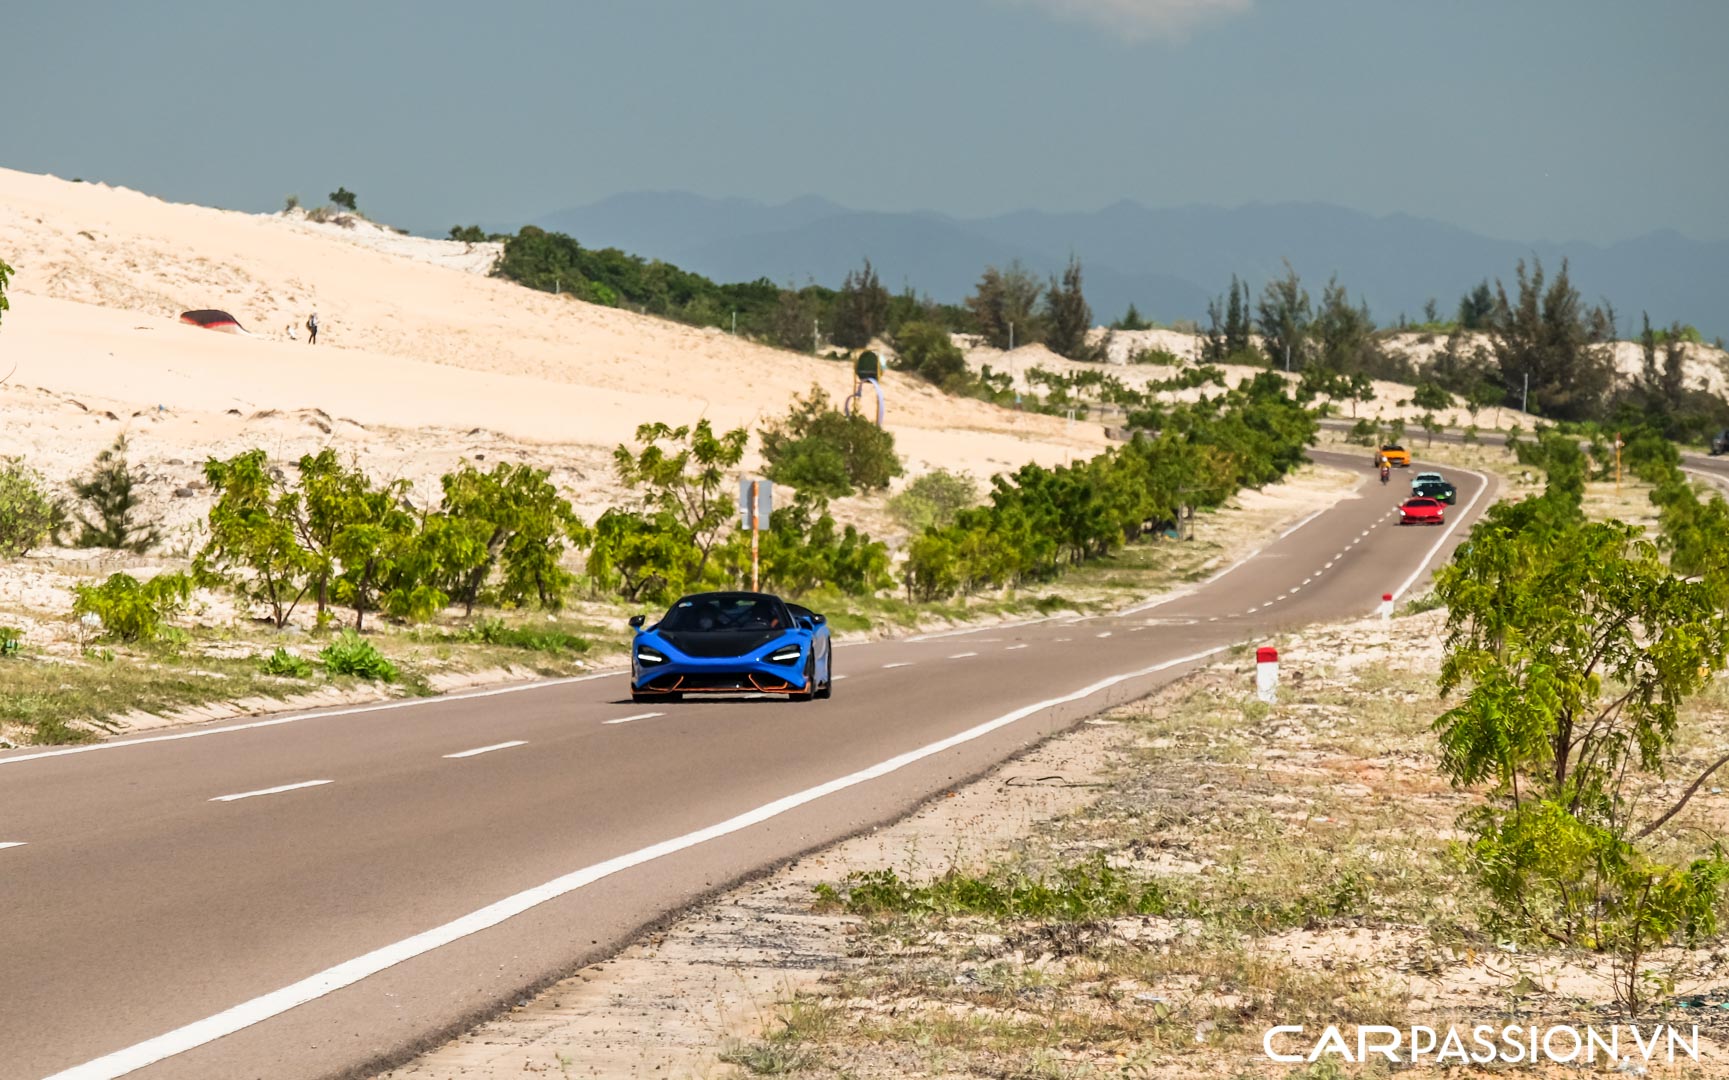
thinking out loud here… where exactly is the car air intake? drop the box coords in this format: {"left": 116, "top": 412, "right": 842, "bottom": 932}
{"left": 659, "top": 631, "right": 781, "bottom": 658}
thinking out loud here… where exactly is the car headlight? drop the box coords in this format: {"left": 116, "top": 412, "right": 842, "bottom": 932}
{"left": 766, "top": 645, "right": 802, "bottom": 665}
{"left": 635, "top": 646, "right": 667, "bottom": 665}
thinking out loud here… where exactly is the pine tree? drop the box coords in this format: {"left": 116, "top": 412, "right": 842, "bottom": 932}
{"left": 1043, "top": 256, "right": 1098, "bottom": 361}
{"left": 71, "top": 437, "right": 161, "bottom": 553}
{"left": 965, "top": 261, "right": 1043, "bottom": 350}
{"left": 830, "top": 258, "right": 890, "bottom": 349}
{"left": 1256, "top": 261, "right": 1312, "bottom": 371}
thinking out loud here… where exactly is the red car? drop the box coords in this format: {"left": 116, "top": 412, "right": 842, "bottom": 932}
{"left": 1398, "top": 496, "right": 1445, "bottom": 525}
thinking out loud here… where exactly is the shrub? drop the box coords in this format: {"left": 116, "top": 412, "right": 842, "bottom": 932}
{"left": 0, "top": 626, "right": 21, "bottom": 657}
{"left": 887, "top": 469, "right": 978, "bottom": 533}
{"left": 70, "top": 572, "right": 192, "bottom": 643}
{"left": 260, "top": 646, "right": 314, "bottom": 678}
{"left": 892, "top": 321, "right": 967, "bottom": 387}
{"left": 1128, "top": 347, "right": 1183, "bottom": 366}
{"left": 759, "top": 385, "right": 903, "bottom": 498}
{"left": 0, "top": 457, "right": 59, "bottom": 558}
{"left": 459, "top": 616, "right": 590, "bottom": 653}
{"left": 318, "top": 631, "right": 397, "bottom": 681}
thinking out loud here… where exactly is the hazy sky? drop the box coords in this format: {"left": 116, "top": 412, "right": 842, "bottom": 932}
{"left": 2, "top": 1, "right": 1724, "bottom": 244}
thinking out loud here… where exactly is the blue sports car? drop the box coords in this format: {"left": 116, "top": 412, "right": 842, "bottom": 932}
{"left": 628, "top": 591, "right": 833, "bottom": 703}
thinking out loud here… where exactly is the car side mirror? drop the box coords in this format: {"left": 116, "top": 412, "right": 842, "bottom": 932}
{"left": 810, "top": 613, "right": 826, "bottom": 626}
{"left": 628, "top": 614, "right": 645, "bottom": 629}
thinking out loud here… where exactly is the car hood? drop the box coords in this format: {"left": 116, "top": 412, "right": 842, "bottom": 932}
{"left": 653, "top": 629, "right": 792, "bottom": 658}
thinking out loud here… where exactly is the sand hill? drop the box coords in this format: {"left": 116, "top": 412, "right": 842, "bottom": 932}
{"left": 0, "top": 168, "right": 1104, "bottom": 531}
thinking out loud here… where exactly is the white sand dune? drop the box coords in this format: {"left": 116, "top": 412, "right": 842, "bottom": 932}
{"left": 0, "top": 168, "right": 1104, "bottom": 503}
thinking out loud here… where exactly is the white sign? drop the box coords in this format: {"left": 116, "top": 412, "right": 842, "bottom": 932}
{"left": 739, "top": 477, "right": 774, "bottom": 528}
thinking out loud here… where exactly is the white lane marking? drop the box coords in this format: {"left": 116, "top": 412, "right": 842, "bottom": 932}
{"left": 0, "top": 842, "right": 26, "bottom": 850}
{"left": 48, "top": 642, "right": 1233, "bottom": 1080}
{"left": 0, "top": 671, "right": 622, "bottom": 769}
{"left": 1115, "top": 543, "right": 1263, "bottom": 616}
{"left": 948, "top": 651, "right": 978, "bottom": 659}
{"left": 1290, "top": 585, "right": 1302, "bottom": 592}
{"left": 1096, "top": 631, "right": 1113, "bottom": 638}
{"left": 1130, "top": 626, "right": 1147, "bottom": 632}
{"left": 602, "top": 713, "right": 663, "bottom": 726}
{"left": 881, "top": 662, "right": 914, "bottom": 669}
{"left": 1360, "top": 530, "right": 1370, "bottom": 537}
{"left": 1278, "top": 507, "right": 1328, "bottom": 540}
{"left": 1389, "top": 464, "right": 1493, "bottom": 602}
{"left": 1207, "top": 616, "right": 1219, "bottom": 622}
{"left": 1005, "top": 644, "right": 1029, "bottom": 651}
{"left": 906, "top": 614, "right": 1059, "bottom": 641}
{"left": 1260, "top": 602, "right": 1274, "bottom": 609}
{"left": 1302, "top": 577, "right": 1313, "bottom": 585}
{"left": 1055, "top": 637, "right": 1072, "bottom": 642}
{"left": 443, "top": 741, "right": 527, "bottom": 759}
{"left": 831, "top": 674, "right": 848, "bottom": 681}
{"left": 209, "top": 780, "right": 331, "bottom": 803}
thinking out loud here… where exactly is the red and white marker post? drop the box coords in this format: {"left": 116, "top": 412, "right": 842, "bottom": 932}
{"left": 1378, "top": 592, "right": 1394, "bottom": 622}
{"left": 1256, "top": 646, "right": 1279, "bottom": 703}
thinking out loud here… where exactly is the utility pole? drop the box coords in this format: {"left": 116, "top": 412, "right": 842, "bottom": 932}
{"left": 1522, "top": 372, "right": 1530, "bottom": 413}
{"left": 731, "top": 310, "right": 737, "bottom": 336}
{"left": 1284, "top": 342, "right": 1291, "bottom": 373}
{"left": 813, "top": 319, "right": 820, "bottom": 354}
{"left": 1009, "top": 322, "right": 1015, "bottom": 351}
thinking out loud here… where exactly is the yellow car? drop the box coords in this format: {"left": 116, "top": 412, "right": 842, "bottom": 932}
{"left": 1376, "top": 444, "right": 1411, "bottom": 468}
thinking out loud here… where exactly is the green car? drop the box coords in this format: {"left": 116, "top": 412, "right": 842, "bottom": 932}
{"left": 1412, "top": 479, "right": 1456, "bottom": 504}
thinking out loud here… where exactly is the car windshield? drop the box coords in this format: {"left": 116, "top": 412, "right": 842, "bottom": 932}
{"left": 658, "top": 595, "right": 787, "bottom": 633}
{"left": 1383, "top": 445, "right": 1405, "bottom": 451}
{"left": 1406, "top": 498, "right": 1438, "bottom": 507}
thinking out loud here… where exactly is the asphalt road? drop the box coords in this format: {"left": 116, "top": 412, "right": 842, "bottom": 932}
{"left": 0, "top": 449, "right": 1495, "bottom": 1080}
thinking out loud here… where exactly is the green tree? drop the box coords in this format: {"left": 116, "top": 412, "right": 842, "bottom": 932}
{"left": 1411, "top": 380, "right": 1453, "bottom": 414}
{"left": 1312, "top": 276, "right": 1377, "bottom": 374}
{"left": 195, "top": 450, "right": 314, "bottom": 629}
{"left": 965, "top": 261, "right": 1042, "bottom": 351}
{"left": 70, "top": 437, "right": 161, "bottom": 553}
{"left": 586, "top": 507, "right": 693, "bottom": 603}
{"left": 830, "top": 258, "right": 890, "bottom": 350}
{"left": 1489, "top": 258, "right": 1613, "bottom": 422}
{"left": 1346, "top": 372, "right": 1376, "bottom": 419}
{"left": 1457, "top": 280, "right": 1495, "bottom": 330}
{"left": 1112, "top": 304, "right": 1153, "bottom": 331}
{"left": 759, "top": 385, "right": 903, "bottom": 498}
{"left": 0, "top": 257, "right": 12, "bottom": 329}
{"left": 1256, "top": 260, "right": 1311, "bottom": 370}
{"left": 1043, "top": 256, "right": 1099, "bottom": 361}
{"left": 1433, "top": 505, "right": 1729, "bottom": 1008}
{"left": 432, "top": 461, "right": 586, "bottom": 614}
{"left": 613, "top": 420, "right": 748, "bottom": 584}
{"left": 329, "top": 187, "right": 358, "bottom": 212}
{"left": 888, "top": 470, "right": 978, "bottom": 533}
{"left": 0, "top": 457, "right": 59, "bottom": 558}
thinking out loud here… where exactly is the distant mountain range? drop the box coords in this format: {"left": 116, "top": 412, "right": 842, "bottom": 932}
{"left": 526, "top": 194, "right": 1729, "bottom": 341}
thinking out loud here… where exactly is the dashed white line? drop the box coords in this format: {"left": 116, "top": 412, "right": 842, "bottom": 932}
{"left": 1096, "top": 631, "right": 1113, "bottom": 638}
{"left": 882, "top": 662, "right": 914, "bottom": 669}
{"left": 1302, "top": 577, "right": 1313, "bottom": 585}
{"left": 209, "top": 780, "right": 331, "bottom": 803}
{"left": 443, "top": 741, "right": 527, "bottom": 759}
{"left": 0, "top": 842, "right": 26, "bottom": 851}
{"left": 1006, "top": 644, "right": 1029, "bottom": 651}
{"left": 831, "top": 674, "right": 848, "bottom": 681}
{"left": 1260, "top": 602, "right": 1274, "bottom": 609}
{"left": 949, "top": 652, "right": 978, "bottom": 659}
{"left": 603, "top": 713, "right": 663, "bottom": 726}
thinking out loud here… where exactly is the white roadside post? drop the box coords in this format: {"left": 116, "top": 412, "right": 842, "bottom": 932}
{"left": 1256, "top": 646, "right": 1278, "bottom": 704}
{"left": 1379, "top": 592, "right": 1394, "bottom": 623}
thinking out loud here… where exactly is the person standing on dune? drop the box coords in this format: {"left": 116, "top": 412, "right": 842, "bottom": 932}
{"left": 306, "top": 312, "right": 319, "bottom": 344}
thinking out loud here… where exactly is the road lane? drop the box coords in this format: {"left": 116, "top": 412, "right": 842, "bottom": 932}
{"left": 0, "top": 451, "right": 1494, "bottom": 1079}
